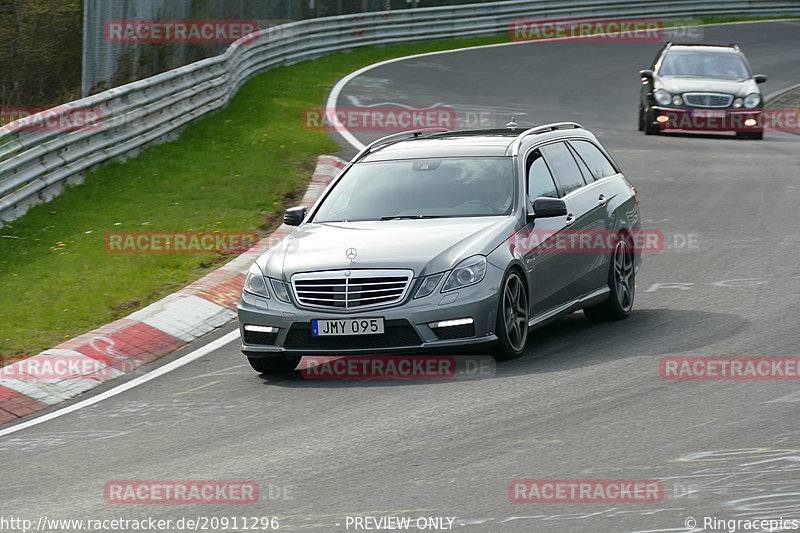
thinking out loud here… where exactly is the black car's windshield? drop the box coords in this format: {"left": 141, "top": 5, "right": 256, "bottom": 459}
{"left": 313, "top": 157, "right": 514, "bottom": 222}
{"left": 658, "top": 51, "right": 750, "bottom": 80}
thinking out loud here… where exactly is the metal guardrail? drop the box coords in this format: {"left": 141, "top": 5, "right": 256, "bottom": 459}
{"left": 2, "top": 0, "right": 799, "bottom": 224}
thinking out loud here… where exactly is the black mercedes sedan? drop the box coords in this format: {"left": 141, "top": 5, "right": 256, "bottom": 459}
{"left": 638, "top": 43, "right": 767, "bottom": 139}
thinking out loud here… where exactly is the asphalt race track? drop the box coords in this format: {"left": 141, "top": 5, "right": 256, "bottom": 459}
{"left": 2, "top": 20, "right": 800, "bottom": 533}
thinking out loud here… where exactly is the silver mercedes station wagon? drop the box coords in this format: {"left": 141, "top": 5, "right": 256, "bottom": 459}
{"left": 237, "top": 123, "right": 642, "bottom": 373}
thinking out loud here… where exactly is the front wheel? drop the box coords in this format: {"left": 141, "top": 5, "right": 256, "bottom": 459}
{"left": 491, "top": 270, "right": 529, "bottom": 361}
{"left": 584, "top": 237, "right": 635, "bottom": 321}
{"left": 248, "top": 356, "right": 302, "bottom": 374}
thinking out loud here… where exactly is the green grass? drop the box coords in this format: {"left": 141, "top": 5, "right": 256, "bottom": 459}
{"left": 0, "top": 33, "right": 510, "bottom": 358}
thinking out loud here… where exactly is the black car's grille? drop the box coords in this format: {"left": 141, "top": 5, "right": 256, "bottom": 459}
{"left": 284, "top": 320, "right": 422, "bottom": 350}
{"left": 684, "top": 93, "right": 733, "bottom": 108}
{"left": 433, "top": 323, "right": 476, "bottom": 340}
{"left": 292, "top": 270, "right": 413, "bottom": 310}
{"left": 243, "top": 330, "right": 279, "bottom": 345}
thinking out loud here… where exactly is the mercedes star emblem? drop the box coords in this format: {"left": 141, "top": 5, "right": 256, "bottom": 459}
{"left": 345, "top": 247, "right": 358, "bottom": 262}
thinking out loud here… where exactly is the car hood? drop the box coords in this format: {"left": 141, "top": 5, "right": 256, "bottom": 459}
{"left": 655, "top": 76, "right": 758, "bottom": 97}
{"left": 258, "top": 216, "right": 518, "bottom": 279}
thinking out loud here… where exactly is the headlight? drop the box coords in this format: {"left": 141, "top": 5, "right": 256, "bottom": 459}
{"left": 733, "top": 98, "right": 743, "bottom": 108}
{"left": 414, "top": 273, "right": 443, "bottom": 299}
{"left": 653, "top": 89, "right": 672, "bottom": 106}
{"left": 243, "top": 263, "right": 270, "bottom": 298}
{"left": 442, "top": 255, "right": 487, "bottom": 292}
{"left": 743, "top": 93, "right": 761, "bottom": 108}
{"left": 269, "top": 279, "right": 290, "bottom": 302}
{"left": 672, "top": 94, "right": 683, "bottom": 105}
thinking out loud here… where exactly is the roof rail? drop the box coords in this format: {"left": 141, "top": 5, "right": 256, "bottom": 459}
{"left": 353, "top": 127, "right": 450, "bottom": 162}
{"left": 510, "top": 122, "right": 584, "bottom": 156}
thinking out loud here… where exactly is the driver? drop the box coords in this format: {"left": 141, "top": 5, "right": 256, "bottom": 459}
{"left": 483, "top": 171, "right": 512, "bottom": 212}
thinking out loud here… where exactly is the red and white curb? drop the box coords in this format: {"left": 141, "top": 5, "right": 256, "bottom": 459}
{"left": 0, "top": 155, "right": 346, "bottom": 425}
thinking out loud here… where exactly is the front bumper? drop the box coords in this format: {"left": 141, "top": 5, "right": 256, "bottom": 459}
{"left": 237, "top": 267, "right": 504, "bottom": 358}
{"left": 649, "top": 106, "right": 763, "bottom": 132}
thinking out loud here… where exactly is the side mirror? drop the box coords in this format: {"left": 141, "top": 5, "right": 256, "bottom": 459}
{"left": 753, "top": 74, "right": 767, "bottom": 84}
{"left": 639, "top": 69, "right": 655, "bottom": 79}
{"left": 284, "top": 205, "right": 307, "bottom": 226}
{"left": 530, "top": 197, "right": 567, "bottom": 218}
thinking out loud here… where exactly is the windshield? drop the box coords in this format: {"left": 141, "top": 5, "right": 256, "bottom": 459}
{"left": 312, "top": 157, "right": 514, "bottom": 222}
{"left": 658, "top": 51, "right": 750, "bottom": 80}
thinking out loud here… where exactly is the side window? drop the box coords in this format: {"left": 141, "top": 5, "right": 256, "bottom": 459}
{"left": 539, "top": 142, "right": 584, "bottom": 197}
{"left": 570, "top": 140, "right": 618, "bottom": 180}
{"left": 526, "top": 150, "right": 558, "bottom": 203}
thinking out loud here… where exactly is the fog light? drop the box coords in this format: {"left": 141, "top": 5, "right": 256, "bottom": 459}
{"left": 429, "top": 317, "right": 474, "bottom": 328}
{"left": 656, "top": 115, "right": 669, "bottom": 123}
{"left": 744, "top": 118, "right": 757, "bottom": 127}
{"left": 244, "top": 325, "right": 278, "bottom": 333}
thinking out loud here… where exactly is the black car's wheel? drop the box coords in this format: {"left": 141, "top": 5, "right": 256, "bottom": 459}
{"left": 643, "top": 109, "right": 660, "bottom": 135}
{"left": 584, "top": 236, "right": 635, "bottom": 321}
{"left": 637, "top": 107, "right": 645, "bottom": 131}
{"left": 492, "top": 270, "right": 529, "bottom": 361}
{"left": 248, "top": 356, "right": 302, "bottom": 374}
{"left": 736, "top": 131, "right": 764, "bottom": 140}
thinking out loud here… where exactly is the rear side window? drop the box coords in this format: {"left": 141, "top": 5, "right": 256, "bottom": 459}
{"left": 571, "top": 140, "right": 618, "bottom": 180}
{"left": 540, "top": 142, "right": 584, "bottom": 197}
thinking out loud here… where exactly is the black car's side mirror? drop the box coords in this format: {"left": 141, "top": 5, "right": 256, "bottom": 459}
{"left": 639, "top": 69, "right": 655, "bottom": 79}
{"left": 284, "top": 206, "right": 307, "bottom": 226}
{"left": 530, "top": 197, "right": 567, "bottom": 219}
{"left": 753, "top": 74, "right": 768, "bottom": 84}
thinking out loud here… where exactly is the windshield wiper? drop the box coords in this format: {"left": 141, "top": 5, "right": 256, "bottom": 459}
{"left": 379, "top": 214, "right": 448, "bottom": 221}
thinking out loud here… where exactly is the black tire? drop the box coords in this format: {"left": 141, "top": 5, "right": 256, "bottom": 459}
{"left": 248, "top": 356, "right": 302, "bottom": 374}
{"left": 736, "top": 131, "right": 763, "bottom": 140}
{"left": 584, "top": 236, "right": 635, "bottom": 322}
{"left": 643, "top": 109, "right": 660, "bottom": 135}
{"left": 491, "top": 270, "right": 529, "bottom": 361}
{"left": 637, "top": 107, "right": 645, "bottom": 131}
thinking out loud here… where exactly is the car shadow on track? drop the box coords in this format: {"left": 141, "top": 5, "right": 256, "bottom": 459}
{"left": 256, "top": 308, "right": 747, "bottom": 388}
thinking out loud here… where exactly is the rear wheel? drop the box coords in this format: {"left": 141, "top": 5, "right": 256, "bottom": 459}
{"left": 492, "top": 270, "right": 529, "bottom": 361}
{"left": 248, "top": 356, "right": 302, "bottom": 374}
{"left": 584, "top": 237, "right": 635, "bottom": 321}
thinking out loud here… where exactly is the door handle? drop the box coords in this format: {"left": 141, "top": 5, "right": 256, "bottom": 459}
{"left": 565, "top": 214, "right": 576, "bottom": 226}
{"left": 598, "top": 194, "right": 608, "bottom": 206}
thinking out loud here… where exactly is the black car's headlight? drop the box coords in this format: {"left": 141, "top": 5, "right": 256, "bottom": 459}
{"left": 743, "top": 93, "right": 761, "bottom": 108}
{"left": 243, "top": 263, "right": 270, "bottom": 298}
{"left": 415, "top": 273, "right": 444, "bottom": 299}
{"left": 653, "top": 89, "right": 672, "bottom": 106}
{"left": 442, "top": 255, "right": 487, "bottom": 292}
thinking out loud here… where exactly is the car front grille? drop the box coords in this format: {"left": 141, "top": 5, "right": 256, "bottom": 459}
{"left": 683, "top": 92, "right": 733, "bottom": 108}
{"left": 291, "top": 269, "right": 413, "bottom": 310}
{"left": 284, "top": 320, "right": 423, "bottom": 350}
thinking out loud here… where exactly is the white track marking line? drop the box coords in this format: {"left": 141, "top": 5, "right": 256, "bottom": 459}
{"left": 326, "top": 19, "right": 798, "bottom": 151}
{"left": 0, "top": 330, "right": 240, "bottom": 438}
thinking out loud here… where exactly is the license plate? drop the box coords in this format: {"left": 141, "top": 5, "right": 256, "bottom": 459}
{"left": 692, "top": 109, "right": 726, "bottom": 118}
{"left": 311, "top": 318, "right": 384, "bottom": 336}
